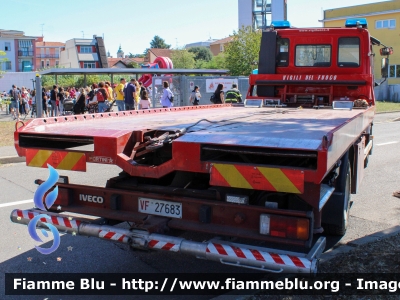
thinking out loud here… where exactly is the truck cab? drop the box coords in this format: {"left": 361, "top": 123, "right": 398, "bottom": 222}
{"left": 248, "top": 19, "right": 390, "bottom": 108}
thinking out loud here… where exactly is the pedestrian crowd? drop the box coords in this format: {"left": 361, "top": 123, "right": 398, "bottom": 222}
{"left": 3, "top": 80, "right": 242, "bottom": 120}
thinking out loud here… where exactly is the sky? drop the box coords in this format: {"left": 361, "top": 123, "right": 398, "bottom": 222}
{"left": 2, "top": 0, "right": 389, "bottom": 56}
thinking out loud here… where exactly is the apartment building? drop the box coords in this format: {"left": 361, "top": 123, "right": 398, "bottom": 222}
{"left": 0, "top": 29, "right": 38, "bottom": 72}
{"left": 35, "top": 37, "right": 65, "bottom": 70}
{"left": 59, "top": 35, "right": 108, "bottom": 68}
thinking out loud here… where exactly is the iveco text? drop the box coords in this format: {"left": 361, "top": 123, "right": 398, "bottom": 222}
{"left": 79, "top": 194, "right": 104, "bottom": 204}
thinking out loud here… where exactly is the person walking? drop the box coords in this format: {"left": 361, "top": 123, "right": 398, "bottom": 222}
{"left": 96, "top": 82, "right": 110, "bottom": 113}
{"left": 115, "top": 78, "right": 126, "bottom": 111}
{"left": 105, "top": 81, "right": 114, "bottom": 108}
{"left": 57, "top": 87, "right": 66, "bottom": 115}
{"left": 134, "top": 80, "right": 140, "bottom": 110}
{"left": 225, "top": 83, "right": 242, "bottom": 103}
{"left": 9, "top": 84, "right": 21, "bottom": 120}
{"left": 50, "top": 85, "right": 58, "bottom": 117}
{"left": 213, "top": 83, "right": 225, "bottom": 104}
{"left": 73, "top": 88, "right": 86, "bottom": 115}
{"left": 160, "top": 81, "right": 173, "bottom": 108}
{"left": 42, "top": 88, "right": 48, "bottom": 118}
{"left": 124, "top": 79, "right": 136, "bottom": 111}
{"left": 189, "top": 85, "right": 201, "bottom": 106}
{"left": 20, "top": 87, "right": 28, "bottom": 116}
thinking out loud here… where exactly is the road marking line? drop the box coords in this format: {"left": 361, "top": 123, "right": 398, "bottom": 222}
{"left": 0, "top": 199, "right": 33, "bottom": 208}
{"left": 376, "top": 141, "right": 399, "bottom": 146}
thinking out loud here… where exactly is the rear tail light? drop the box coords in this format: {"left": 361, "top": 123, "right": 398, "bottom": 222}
{"left": 259, "top": 214, "right": 309, "bottom": 240}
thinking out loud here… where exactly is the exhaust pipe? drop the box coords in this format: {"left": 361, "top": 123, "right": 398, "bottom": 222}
{"left": 11, "top": 209, "right": 325, "bottom": 274}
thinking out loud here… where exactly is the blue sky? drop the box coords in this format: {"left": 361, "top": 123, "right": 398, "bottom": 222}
{"left": 4, "top": 0, "right": 387, "bottom": 56}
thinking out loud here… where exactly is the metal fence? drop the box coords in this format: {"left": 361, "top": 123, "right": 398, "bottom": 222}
{"left": 374, "top": 83, "right": 400, "bottom": 102}
{"left": 148, "top": 76, "right": 249, "bottom": 107}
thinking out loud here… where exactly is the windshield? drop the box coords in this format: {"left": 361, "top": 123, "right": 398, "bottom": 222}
{"left": 295, "top": 45, "right": 331, "bottom": 67}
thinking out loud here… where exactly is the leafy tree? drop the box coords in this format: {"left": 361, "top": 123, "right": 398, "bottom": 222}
{"left": 126, "top": 61, "right": 139, "bottom": 68}
{"left": 150, "top": 35, "right": 171, "bottom": 49}
{"left": 224, "top": 26, "right": 262, "bottom": 76}
{"left": 171, "top": 49, "right": 195, "bottom": 69}
{"left": 128, "top": 53, "right": 145, "bottom": 58}
{"left": 188, "top": 47, "right": 213, "bottom": 62}
{"left": 197, "top": 53, "right": 226, "bottom": 69}
{"left": 0, "top": 50, "right": 9, "bottom": 78}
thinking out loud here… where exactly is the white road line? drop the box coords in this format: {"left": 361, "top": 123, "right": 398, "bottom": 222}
{"left": 0, "top": 199, "right": 33, "bottom": 208}
{"left": 376, "top": 141, "right": 399, "bottom": 146}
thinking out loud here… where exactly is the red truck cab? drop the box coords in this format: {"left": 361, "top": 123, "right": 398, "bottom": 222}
{"left": 247, "top": 19, "right": 390, "bottom": 108}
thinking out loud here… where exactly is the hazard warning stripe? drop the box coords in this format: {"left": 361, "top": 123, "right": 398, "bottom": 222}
{"left": 98, "top": 230, "right": 129, "bottom": 243}
{"left": 206, "top": 243, "right": 310, "bottom": 269}
{"left": 13, "top": 210, "right": 81, "bottom": 229}
{"left": 26, "top": 149, "right": 86, "bottom": 172}
{"left": 211, "top": 163, "right": 304, "bottom": 194}
{"left": 148, "top": 240, "right": 180, "bottom": 252}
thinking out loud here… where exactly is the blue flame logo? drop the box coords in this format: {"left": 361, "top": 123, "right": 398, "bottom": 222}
{"left": 28, "top": 164, "right": 61, "bottom": 254}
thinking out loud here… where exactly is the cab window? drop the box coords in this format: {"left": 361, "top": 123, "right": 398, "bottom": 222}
{"left": 338, "top": 37, "right": 360, "bottom": 67}
{"left": 276, "top": 38, "right": 289, "bottom": 67}
{"left": 295, "top": 45, "right": 331, "bottom": 67}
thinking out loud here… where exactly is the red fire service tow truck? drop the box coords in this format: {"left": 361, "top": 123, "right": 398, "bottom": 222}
{"left": 11, "top": 19, "right": 392, "bottom": 274}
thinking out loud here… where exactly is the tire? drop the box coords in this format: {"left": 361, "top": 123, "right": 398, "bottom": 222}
{"left": 322, "top": 153, "right": 351, "bottom": 236}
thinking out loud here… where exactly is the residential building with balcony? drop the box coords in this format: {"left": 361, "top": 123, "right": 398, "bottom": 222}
{"left": 59, "top": 35, "right": 108, "bottom": 68}
{"left": 0, "top": 29, "right": 38, "bottom": 72}
{"left": 35, "top": 37, "right": 65, "bottom": 70}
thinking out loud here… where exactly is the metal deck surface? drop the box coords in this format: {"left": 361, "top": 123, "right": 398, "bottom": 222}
{"left": 19, "top": 106, "right": 368, "bottom": 151}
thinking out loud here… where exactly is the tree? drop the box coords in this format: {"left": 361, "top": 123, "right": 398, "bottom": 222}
{"left": 224, "top": 26, "right": 262, "bottom": 76}
{"left": 126, "top": 61, "right": 139, "bottom": 68}
{"left": 0, "top": 50, "right": 9, "bottom": 78}
{"left": 171, "top": 50, "right": 195, "bottom": 69}
{"left": 196, "top": 53, "right": 226, "bottom": 69}
{"left": 150, "top": 35, "right": 171, "bottom": 49}
{"left": 188, "top": 47, "right": 213, "bottom": 62}
{"left": 128, "top": 53, "right": 145, "bottom": 58}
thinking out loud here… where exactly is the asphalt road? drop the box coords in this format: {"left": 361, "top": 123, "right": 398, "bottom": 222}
{"left": 0, "top": 112, "right": 399, "bottom": 300}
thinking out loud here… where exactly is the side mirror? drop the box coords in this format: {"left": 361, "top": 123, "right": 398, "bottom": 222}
{"left": 381, "top": 58, "right": 389, "bottom": 78}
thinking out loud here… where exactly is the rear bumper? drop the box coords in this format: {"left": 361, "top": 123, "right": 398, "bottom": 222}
{"left": 44, "top": 180, "right": 314, "bottom": 247}
{"left": 11, "top": 209, "right": 325, "bottom": 274}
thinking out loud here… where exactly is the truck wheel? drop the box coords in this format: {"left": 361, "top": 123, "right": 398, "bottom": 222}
{"left": 322, "top": 154, "right": 351, "bottom": 236}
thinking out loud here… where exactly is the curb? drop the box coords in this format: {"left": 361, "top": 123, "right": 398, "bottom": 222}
{"left": 319, "top": 225, "right": 400, "bottom": 264}
{"left": 0, "top": 156, "right": 25, "bottom": 164}
{"left": 376, "top": 110, "right": 400, "bottom": 114}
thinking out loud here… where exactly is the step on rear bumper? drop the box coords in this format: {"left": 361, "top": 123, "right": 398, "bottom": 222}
{"left": 11, "top": 209, "right": 325, "bottom": 274}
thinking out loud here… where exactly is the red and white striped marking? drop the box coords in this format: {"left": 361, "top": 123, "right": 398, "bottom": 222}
{"left": 15, "top": 209, "right": 81, "bottom": 229}
{"left": 148, "top": 240, "right": 180, "bottom": 252}
{"left": 98, "top": 230, "right": 129, "bottom": 243}
{"left": 206, "top": 243, "right": 311, "bottom": 269}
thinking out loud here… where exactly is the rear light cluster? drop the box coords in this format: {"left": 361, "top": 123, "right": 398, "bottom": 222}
{"left": 260, "top": 214, "right": 309, "bottom": 240}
